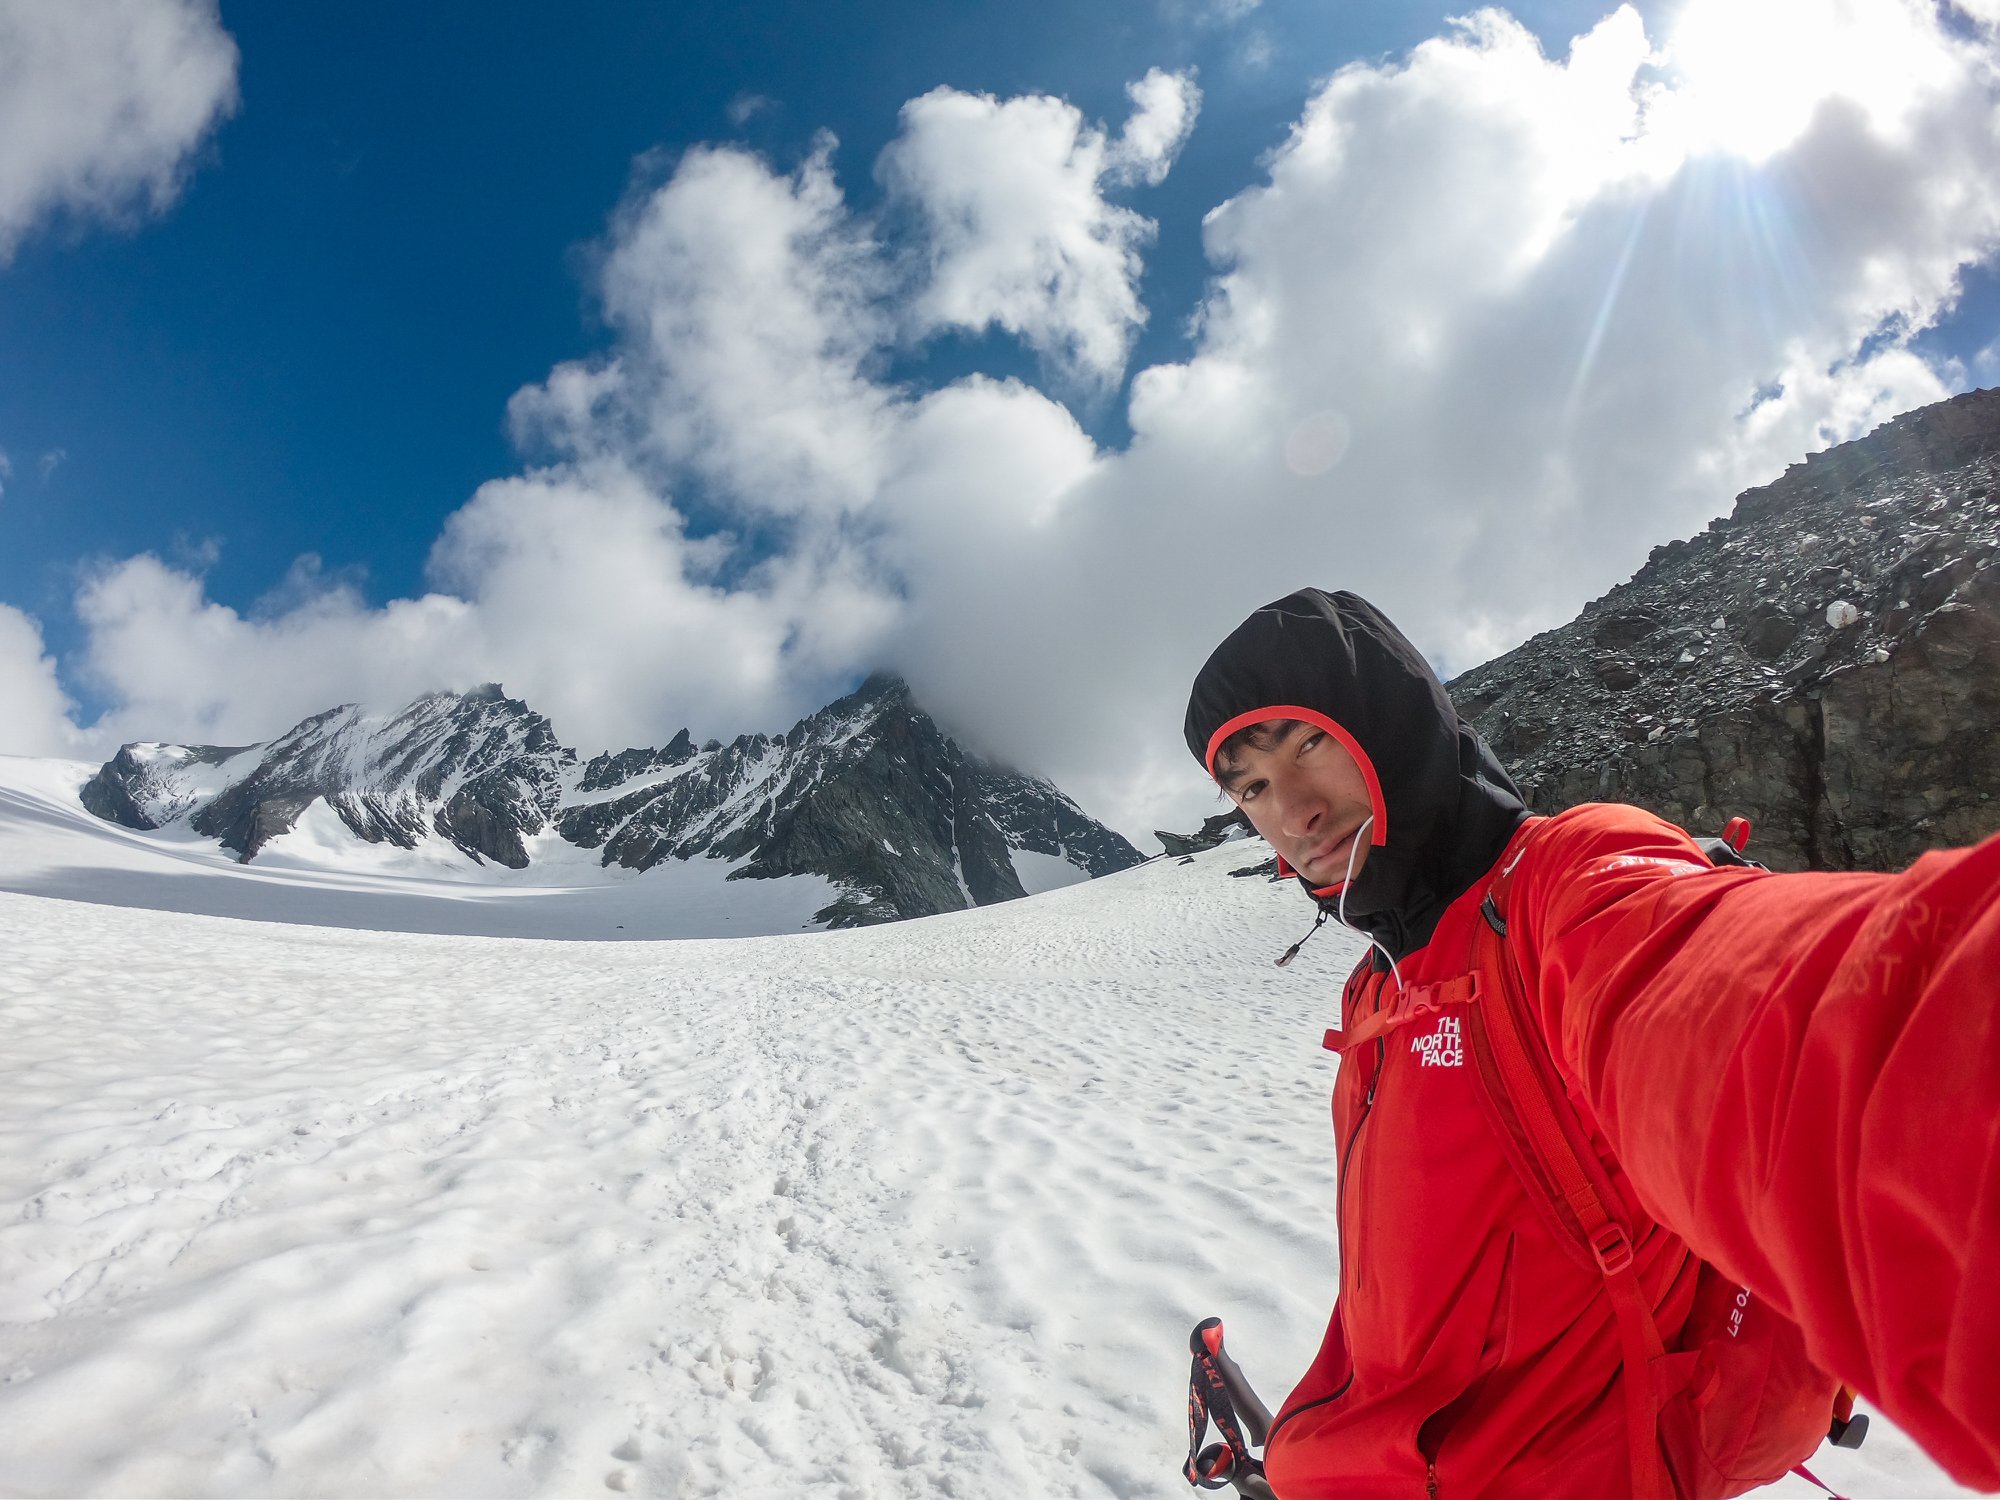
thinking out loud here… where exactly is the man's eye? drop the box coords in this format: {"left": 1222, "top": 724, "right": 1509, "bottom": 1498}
{"left": 1239, "top": 781, "right": 1264, "bottom": 802}
{"left": 1298, "top": 732, "right": 1323, "bottom": 755}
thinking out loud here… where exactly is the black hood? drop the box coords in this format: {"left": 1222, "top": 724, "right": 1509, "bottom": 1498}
{"left": 1183, "top": 588, "right": 1527, "bottom": 958}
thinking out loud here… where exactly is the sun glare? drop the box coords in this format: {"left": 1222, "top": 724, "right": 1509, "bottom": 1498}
{"left": 1658, "top": 0, "right": 1948, "bottom": 162}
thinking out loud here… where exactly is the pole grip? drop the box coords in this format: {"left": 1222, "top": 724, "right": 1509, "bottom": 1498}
{"left": 1191, "top": 1317, "right": 1275, "bottom": 1448}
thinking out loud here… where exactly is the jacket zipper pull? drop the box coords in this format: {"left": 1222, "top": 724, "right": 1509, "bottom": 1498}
{"left": 1275, "top": 907, "right": 1330, "bottom": 967}
{"left": 1426, "top": 1459, "right": 1440, "bottom": 1500}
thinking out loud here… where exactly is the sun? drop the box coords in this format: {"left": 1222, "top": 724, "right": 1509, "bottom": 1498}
{"left": 1656, "top": 0, "right": 1950, "bottom": 162}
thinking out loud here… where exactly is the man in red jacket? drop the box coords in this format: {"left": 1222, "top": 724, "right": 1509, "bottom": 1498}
{"left": 1183, "top": 588, "right": 2000, "bottom": 1498}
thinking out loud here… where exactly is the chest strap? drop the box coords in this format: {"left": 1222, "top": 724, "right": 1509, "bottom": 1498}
{"left": 1322, "top": 972, "right": 1479, "bottom": 1055}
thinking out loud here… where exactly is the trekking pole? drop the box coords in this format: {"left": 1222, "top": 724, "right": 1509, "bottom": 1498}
{"left": 1184, "top": 1317, "right": 1279, "bottom": 1498}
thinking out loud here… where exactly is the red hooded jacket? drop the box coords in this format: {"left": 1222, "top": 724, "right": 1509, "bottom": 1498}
{"left": 1183, "top": 590, "right": 2000, "bottom": 1497}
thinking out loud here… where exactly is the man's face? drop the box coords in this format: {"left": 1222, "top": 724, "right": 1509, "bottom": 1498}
{"left": 1216, "top": 721, "right": 1375, "bottom": 888}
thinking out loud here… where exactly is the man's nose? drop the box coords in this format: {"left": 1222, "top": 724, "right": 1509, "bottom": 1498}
{"left": 1280, "top": 783, "right": 1324, "bottom": 841}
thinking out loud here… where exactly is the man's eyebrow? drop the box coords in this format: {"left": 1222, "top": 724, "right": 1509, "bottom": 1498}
{"left": 1212, "top": 720, "right": 1303, "bottom": 789}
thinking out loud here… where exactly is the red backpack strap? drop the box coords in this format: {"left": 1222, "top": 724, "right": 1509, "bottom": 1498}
{"left": 1474, "top": 821, "right": 1672, "bottom": 1500}
{"left": 1323, "top": 973, "right": 1479, "bottom": 1055}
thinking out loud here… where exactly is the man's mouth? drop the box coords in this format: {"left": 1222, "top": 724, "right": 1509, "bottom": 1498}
{"left": 1301, "top": 827, "right": 1361, "bottom": 877}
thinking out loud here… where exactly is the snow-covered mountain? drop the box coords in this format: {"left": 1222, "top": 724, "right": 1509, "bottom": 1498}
{"left": 78, "top": 674, "right": 1142, "bottom": 927}
{"left": 81, "top": 684, "right": 570, "bottom": 868}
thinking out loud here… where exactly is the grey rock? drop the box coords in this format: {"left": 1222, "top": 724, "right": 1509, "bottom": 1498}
{"left": 1742, "top": 604, "right": 1799, "bottom": 660}
{"left": 79, "top": 742, "right": 256, "bottom": 829}
{"left": 1594, "top": 659, "right": 1642, "bottom": 691}
{"left": 1449, "top": 386, "right": 2000, "bottom": 871}
{"left": 1228, "top": 855, "right": 1282, "bottom": 879}
{"left": 578, "top": 730, "right": 695, "bottom": 793}
{"left": 1155, "top": 809, "right": 1251, "bottom": 857}
{"left": 1593, "top": 611, "right": 1661, "bottom": 650}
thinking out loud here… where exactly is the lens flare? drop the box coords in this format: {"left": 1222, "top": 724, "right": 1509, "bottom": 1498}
{"left": 1285, "top": 410, "right": 1352, "bottom": 477}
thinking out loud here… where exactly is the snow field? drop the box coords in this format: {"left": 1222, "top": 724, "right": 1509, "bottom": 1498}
{"left": 0, "top": 847, "right": 1352, "bottom": 1497}
{"left": 0, "top": 757, "right": 841, "bottom": 939}
{"left": 0, "top": 837, "right": 1973, "bottom": 1497}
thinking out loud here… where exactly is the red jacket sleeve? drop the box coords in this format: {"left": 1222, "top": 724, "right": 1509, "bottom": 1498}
{"left": 1508, "top": 804, "right": 2000, "bottom": 1489}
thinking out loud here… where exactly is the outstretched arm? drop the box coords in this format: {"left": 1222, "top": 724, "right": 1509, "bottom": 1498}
{"left": 1512, "top": 805, "right": 2000, "bottom": 1489}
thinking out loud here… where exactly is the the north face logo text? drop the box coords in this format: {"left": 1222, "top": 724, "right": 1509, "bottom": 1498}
{"left": 1411, "top": 1016, "right": 1464, "bottom": 1067}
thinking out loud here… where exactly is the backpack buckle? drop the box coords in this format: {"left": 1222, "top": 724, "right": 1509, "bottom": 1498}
{"left": 1590, "top": 1223, "right": 1635, "bottom": 1277}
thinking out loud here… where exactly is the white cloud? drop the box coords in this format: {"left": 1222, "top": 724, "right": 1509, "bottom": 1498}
{"left": 515, "top": 140, "right": 895, "bottom": 518}
{"left": 1145, "top": 3, "right": 1994, "bottom": 651}
{"left": 727, "top": 92, "right": 776, "bottom": 128}
{"left": 74, "top": 553, "right": 455, "bottom": 749}
{"left": 1108, "top": 68, "right": 1203, "bottom": 186}
{"left": 0, "top": 605, "right": 84, "bottom": 757}
{"left": 71, "top": 464, "right": 899, "bottom": 755}
{"left": 37, "top": 12, "right": 2000, "bottom": 845}
{"left": 424, "top": 463, "right": 898, "bottom": 747}
{"left": 0, "top": 0, "right": 238, "bottom": 260}
{"left": 1652, "top": 0, "right": 1964, "bottom": 162}
{"left": 880, "top": 73, "right": 1198, "bottom": 383}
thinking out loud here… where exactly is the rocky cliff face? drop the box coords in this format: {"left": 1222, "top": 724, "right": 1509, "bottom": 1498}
{"left": 558, "top": 674, "right": 1139, "bottom": 924}
{"left": 81, "top": 675, "right": 1142, "bottom": 927}
{"left": 1449, "top": 386, "right": 2000, "bottom": 871}
{"left": 82, "top": 685, "right": 571, "bottom": 867}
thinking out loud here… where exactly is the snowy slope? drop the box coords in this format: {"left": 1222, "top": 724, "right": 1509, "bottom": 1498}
{"left": 0, "top": 832, "right": 1971, "bottom": 1495}
{"left": 1, "top": 757, "right": 835, "bottom": 939}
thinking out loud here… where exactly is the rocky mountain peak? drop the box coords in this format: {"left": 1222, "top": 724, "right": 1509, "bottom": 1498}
{"left": 79, "top": 685, "right": 578, "bottom": 867}
{"left": 1728, "top": 388, "right": 2000, "bottom": 528}
{"left": 851, "top": 670, "right": 912, "bottom": 703}
{"left": 558, "top": 670, "right": 1139, "bottom": 927}
{"left": 82, "top": 675, "right": 1142, "bottom": 929}
{"left": 1450, "top": 385, "right": 2000, "bottom": 870}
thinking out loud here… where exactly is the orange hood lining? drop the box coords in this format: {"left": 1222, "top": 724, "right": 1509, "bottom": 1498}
{"left": 1203, "top": 706, "right": 1389, "bottom": 893}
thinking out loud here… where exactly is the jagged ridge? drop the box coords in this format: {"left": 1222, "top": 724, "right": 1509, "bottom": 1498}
{"left": 1449, "top": 386, "right": 2000, "bottom": 870}
{"left": 81, "top": 674, "right": 1142, "bottom": 927}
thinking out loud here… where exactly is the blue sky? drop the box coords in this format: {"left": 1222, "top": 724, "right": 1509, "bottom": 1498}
{"left": 4, "top": 0, "right": 1999, "bottom": 835}
{"left": 3, "top": 0, "right": 1639, "bottom": 639}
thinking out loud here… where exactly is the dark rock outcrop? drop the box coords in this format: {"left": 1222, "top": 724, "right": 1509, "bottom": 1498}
{"left": 177, "top": 688, "right": 572, "bottom": 864}
{"left": 577, "top": 730, "right": 696, "bottom": 793}
{"left": 1155, "top": 809, "right": 1252, "bottom": 857}
{"left": 1449, "top": 386, "right": 2000, "bottom": 871}
{"left": 561, "top": 675, "right": 1140, "bottom": 927}
{"left": 80, "top": 742, "right": 257, "bottom": 829}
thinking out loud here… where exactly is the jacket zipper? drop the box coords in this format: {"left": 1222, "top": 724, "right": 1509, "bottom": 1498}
{"left": 1338, "top": 1040, "right": 1382, "bottom": 1291}
{"left": 1268, "top": 977, "right": 1385, "bottom": 1449}
{"left": 1426, "top": 1459, "right": 1439, "bottom": 1499}
{"left": 1338, "top": 966, "right": 1388, "bottom": 1297}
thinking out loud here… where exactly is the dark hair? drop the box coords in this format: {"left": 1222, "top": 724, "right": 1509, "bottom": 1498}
{"left": 1211, "top": 717, "right": 1306, "bottom": 784}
